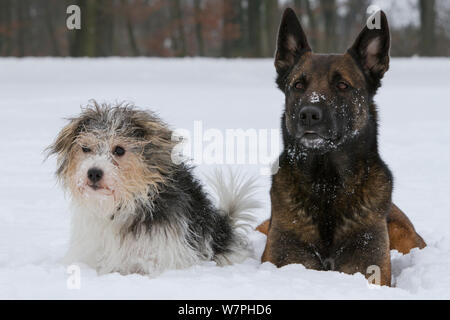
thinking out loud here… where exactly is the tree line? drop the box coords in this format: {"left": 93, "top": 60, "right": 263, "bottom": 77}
{"left": 0, "top": 0, "right": 448, "bottom": 57}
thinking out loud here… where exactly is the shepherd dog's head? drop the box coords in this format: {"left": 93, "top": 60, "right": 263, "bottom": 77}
{"left": 275, "top": 8, "right": 390, "bottom": 154}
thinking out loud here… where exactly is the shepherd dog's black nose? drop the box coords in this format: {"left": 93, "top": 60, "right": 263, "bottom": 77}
{"left": 299, "top": 106, "right": 323, "bottom": 127}
{"left": 87, "top": 168, "right": 103, "bottom": 183}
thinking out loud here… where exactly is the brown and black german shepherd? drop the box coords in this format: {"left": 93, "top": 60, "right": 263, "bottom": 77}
{"left": 257, "top": 8, "right": 425, "bottom": 286}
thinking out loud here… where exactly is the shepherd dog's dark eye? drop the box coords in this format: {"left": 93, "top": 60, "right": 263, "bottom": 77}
{"left": 82, "top": 146, "right": 91, "bottom": 153}
{"left": 337, "top": 81, "right": 349, "bottom": 90}
{"left": 294, "top": 81, "right": 305, "bottom": 91}
{"left": 113, "top": 146, "right": 125, "bottom": 157}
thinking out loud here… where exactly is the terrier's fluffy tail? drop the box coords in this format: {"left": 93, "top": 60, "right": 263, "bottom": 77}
{"left": 205, "top": 169, "right": 261, "bottom": 265}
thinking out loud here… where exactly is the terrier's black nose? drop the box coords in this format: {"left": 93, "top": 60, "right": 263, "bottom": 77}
{"left": 87, "top": 168, "right": 103, "bottom": 183}
{"left": 299, "top": 106, "right": 323, "bottom": 127}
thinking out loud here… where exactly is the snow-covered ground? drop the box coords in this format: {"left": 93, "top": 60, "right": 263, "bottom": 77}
{"left": 0, "top": 57, "right": 449, "bottom": 299}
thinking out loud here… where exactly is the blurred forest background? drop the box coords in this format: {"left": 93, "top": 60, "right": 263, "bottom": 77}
{"left": 0, "top": 0, "right": 449, "bottom": 57}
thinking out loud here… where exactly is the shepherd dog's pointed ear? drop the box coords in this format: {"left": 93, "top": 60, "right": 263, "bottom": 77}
{"left": 275, "top": 8, "right": 311, "bottom": 77}
{"left": 347, "top": 10, "right": 390, "bottom": 88}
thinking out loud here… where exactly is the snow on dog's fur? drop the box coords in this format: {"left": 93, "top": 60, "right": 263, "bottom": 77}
{"left": 47, "top": 101, "right": 259, "bottom": 276}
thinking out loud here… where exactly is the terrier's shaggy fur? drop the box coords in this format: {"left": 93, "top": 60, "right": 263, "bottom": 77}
{"left": 48, "top": 101, "right": 258, "bottom": 276}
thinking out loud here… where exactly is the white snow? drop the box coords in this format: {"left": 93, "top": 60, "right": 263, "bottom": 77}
{"left": 309, "top": 91, "right": 326, "bottom": 103}
{"left": 0, "top": 57, "right": 449, "bottom": 299}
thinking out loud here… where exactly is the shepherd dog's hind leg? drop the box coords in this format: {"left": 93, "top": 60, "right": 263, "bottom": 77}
{"left": 256, "top": 219, "right": 270, "bottom": 235}
{"left": 388, "top": 203, "right": 426, "bottom": 254}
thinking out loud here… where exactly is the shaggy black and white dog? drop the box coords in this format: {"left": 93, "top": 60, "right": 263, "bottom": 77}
{"left": 48, "top": 101, "right": 258, "bottom": 275}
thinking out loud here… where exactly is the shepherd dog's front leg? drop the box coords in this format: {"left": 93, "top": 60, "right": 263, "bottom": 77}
{"left": 262, "top": 226, "right": 323, "bottom": 270}
{"left": 334, "top": 224, "right": 391, "bottom": 286}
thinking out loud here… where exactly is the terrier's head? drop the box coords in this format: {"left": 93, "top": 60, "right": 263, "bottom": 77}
{"left": 47, "top": 101, "right": 176, "bottom": 217}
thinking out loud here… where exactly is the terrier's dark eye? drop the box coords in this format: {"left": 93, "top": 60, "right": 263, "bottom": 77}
{"left": 113, "top": 146, "right": 125, "bottom": 157}
{"left": 82, "top": 146, "right": 91, "bottom": 153}
{"left": 337, "top": 81, "right": 349, "bottom": 90}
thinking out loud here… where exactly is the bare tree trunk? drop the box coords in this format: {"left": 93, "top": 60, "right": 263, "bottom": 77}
{"left": 83, "top": 0, "right": 97, "bottom": 56}
{"left": 320, "top": 0, "right": 336, "bottom": 53}
{"left": 248, "top": 0, "right": 263, "bottom": 57}
{"left": 44, "top": 0, "right": 60, "bottom": 56}
{"left": 70, "top": 0, "right": 95, "bottom": 57}
{"left": 342, "top": 0, "right": 368, "bottom": 52}
{"left": 16, "top": 0, "right": 27, "bottom": 56}
{"left": 264, "top": 0, "right": 278, "bottom": 57}
{"left": 301, "top": 0, "right": 318, "bottom": 50}
{"left": 121, "top": 0, "right": 140, "bottom": 56}
{"left": 95, "top": 0, "right": 114, "bottom": 56}
{"left": 232, "top": 0, "right": 245, "bottom": 57}
{"left": 170, "top": 0, "right": 186, "bottom": 56}
{"left": 69, "top": 0, "right": 82, "bottom": 56}
{"left": 69, "top": 0, "right": 97, "bottom": 57}
{"left": 419, "top": 0, "right": 436, "bottom": 56}
{"left": 222, "top": 0, "right": 242, "bottom": 57}
{"left": 194, "top": 0, "right": 204, "bottom": 56}
{"left": 236, "top": 0, "right": 246, "bottom": 54}
{"left": 0, "top": 1, "right": 4, "bottom": 54}
{"left": 0, "top": 0, "right": 12, "bottom": 55}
